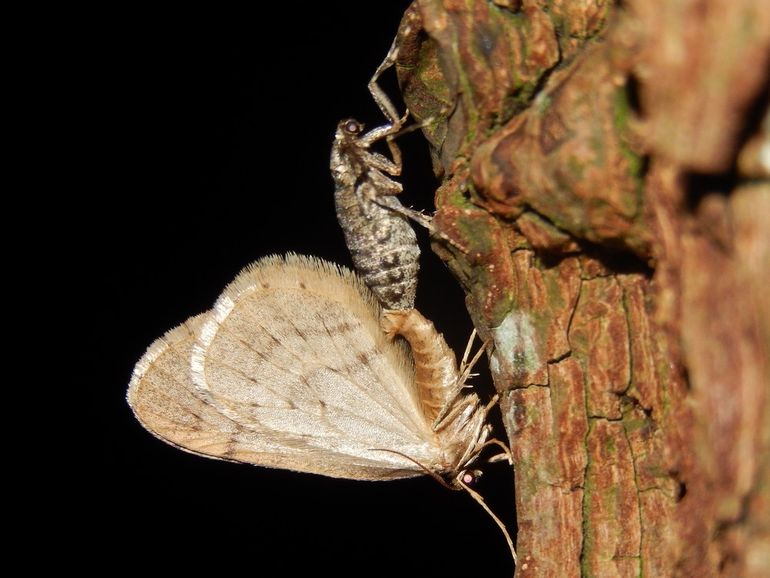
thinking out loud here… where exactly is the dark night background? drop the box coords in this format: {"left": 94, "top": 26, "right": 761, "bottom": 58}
{"left": 83, "top": 3, "right": 516, "bottom": 575}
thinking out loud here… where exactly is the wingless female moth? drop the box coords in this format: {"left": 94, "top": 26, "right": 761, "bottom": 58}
{"left": 331, "top": 20, "right": 431, "bottom": 311}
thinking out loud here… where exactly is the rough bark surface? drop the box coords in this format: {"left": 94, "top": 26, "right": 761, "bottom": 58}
{"left": 393, "top": 1, "right": 770, "bottom": 576}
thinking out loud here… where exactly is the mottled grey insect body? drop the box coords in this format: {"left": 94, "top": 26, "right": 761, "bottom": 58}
{"left": 331, "top": 118, "right": 421, "bottom": 310}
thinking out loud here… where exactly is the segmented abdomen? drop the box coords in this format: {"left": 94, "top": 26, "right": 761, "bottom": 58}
{"left": 334, "top": 182, "right": 420, "bottom": 310}
{"left": 380, "top": 308, "right": 459, "bottom": 426}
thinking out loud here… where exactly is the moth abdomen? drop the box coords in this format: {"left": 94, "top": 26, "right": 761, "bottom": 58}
{"left": 381, "top": 309, "right": 461, "bottom": 426}
{"left": 344, "top": 239, "right": 419, "bottom": 311}
{"left": 331, "top": 118, "right": 422, "bottom": 310}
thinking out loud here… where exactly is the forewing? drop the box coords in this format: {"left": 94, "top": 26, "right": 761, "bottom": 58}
{"left": 191, "top": 255, "right": 440, "bottom": 478}
{"left": 129, "top": 255, "right": 441, "bottom": 480}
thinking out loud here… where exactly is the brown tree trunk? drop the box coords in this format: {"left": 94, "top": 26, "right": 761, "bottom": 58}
{"left": 393, "top": 1, "right": 770, "bottom": 576}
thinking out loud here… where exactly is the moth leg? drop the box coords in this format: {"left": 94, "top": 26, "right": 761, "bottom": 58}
{"left": 359, "top": 122, "right": 402, "bottom": 150}
{"left": 368, "top": 35, "right": 403, "bottom": 127}
{"left": 488, "top": 451, "right": 513, "bottom": 464}
{"left": 359, "top": 108, "right": 410, "bottom": 178}
{"left": 381, "top": 108, "right": 410, "bottom": 172}
{"left": 458, "top": 329, "right": 478, "bottom": 374}
{"left": 473, "top": 437, "right": 514, "bottom": 466}
{"left": 358, "top": 147, "right": 401, "bottom": 177}
{"left": 430, "top": 330, "right": 488, "bottom": 426}
{"left": 449, "top": 394, "right": 506, "bottom": 471}
{"left": 372, "top": 194, "right": 433, "bottom": 231}
{"left": 368, "top": 28, "right": 413, "bottom": 181}
{"left": 458, "top": 330, "right": 491, "bottom": 387}
{"left": 369, "top": 3, "right": 425, "bottom": 127}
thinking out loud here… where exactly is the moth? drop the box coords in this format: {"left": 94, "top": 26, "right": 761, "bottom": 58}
{"left": 130, "top": 254, "right": 489, "bottom": 482}
{"left": 127, "top": 254, "right": 516, "bottom": 562}
{"left": 331, "top": 29, "right": 431, "bottom": 311}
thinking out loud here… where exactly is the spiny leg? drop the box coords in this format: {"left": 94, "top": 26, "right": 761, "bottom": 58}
{"left": 371, "top": 194, "right": 433, "bottom": 230}
{"left": 471, "top": 437, "right": 514, "bottom": 466}
{"left": 428, "top": 332, "right": 490, "bottom": 428}
{"left": 367, "top": 26, "right": 413, "bottom": 193}
{"left": 367, "top": 26, "right": 444, "bottom": 234}
{"left": 459, "top": 329, "right": 479, "bottom": 384}
{"left": 368, "top": 35, "right": 403, "bottom": 128}
{"left": 368, "top": 7, "right": 424, "bottom": 127}
{"left": 358, "top": 109, "right": 410, "bottom": 180}
{"left": 458, "top": 330, "right": 492, "bottom": 387}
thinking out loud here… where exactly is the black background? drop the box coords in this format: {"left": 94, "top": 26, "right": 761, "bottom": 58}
{"left": 84, "top": 3, "right": 516, "bottom": 575}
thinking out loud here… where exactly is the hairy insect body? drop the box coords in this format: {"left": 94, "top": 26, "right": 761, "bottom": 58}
{"left": 331, "top": 118, "right": 420, "bottom": 310}
{"left": 381, "top": 308, "right": 461, "bottom": 426}
{"left": 128, "top": 254, "right": 492, "bottom": 482}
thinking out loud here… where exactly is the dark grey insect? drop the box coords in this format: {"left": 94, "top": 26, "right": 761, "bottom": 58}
{"left": 330, "top": 33, "right": 431, "bottom": 311}
{"left": 331, "top": 117, "right": 425, "bottom": 310}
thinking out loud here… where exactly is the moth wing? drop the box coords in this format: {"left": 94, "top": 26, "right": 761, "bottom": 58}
{"left": 128, "top": 309, "right": 432, "bottom": 479}
{"left": 190, "top": 255, "right": 442, "bottom": 479}
{"left": 128, "top": 313, "right": 254, "bottom": 460}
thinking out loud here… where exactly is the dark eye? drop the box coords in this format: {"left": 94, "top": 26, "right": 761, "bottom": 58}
{"left": 343, "top": 119, "right": 362, "bottom": 134}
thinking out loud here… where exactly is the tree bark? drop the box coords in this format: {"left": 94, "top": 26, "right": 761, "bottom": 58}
{"left": 393, "top": 1, "right": 770, "bottom": 576}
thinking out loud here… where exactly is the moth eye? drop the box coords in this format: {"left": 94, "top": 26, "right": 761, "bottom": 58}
{"left": 344, "top": 119, "right": 362, "bottom": 134}
{"left": 461, "top": 468, "right": 483, "bottom": 485}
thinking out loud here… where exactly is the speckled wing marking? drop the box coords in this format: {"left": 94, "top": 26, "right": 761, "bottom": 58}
{"left": 127, "top": 313, "right": 269, "bottom": 464}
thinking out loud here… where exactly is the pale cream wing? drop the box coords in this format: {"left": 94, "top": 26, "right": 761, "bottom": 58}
{"left": 127, "top": 313, "right": 255, "bottom": 460}
{"left": 128, "top": 309, "right": 432, "bottom": 479}
{"left": 190, "top": 254, "right": 442, "bottom": 478}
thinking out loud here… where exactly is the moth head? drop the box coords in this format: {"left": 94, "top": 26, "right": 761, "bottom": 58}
{"left": 452, "top": 468, "right": 483, "bottom": 490}
{"left": 338, "top": 118, "right": 363, "bottom": 136}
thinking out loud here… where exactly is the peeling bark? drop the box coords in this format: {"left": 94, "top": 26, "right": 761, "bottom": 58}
{"left": 392, "top": 1, "right": 770, "bottom": 576}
